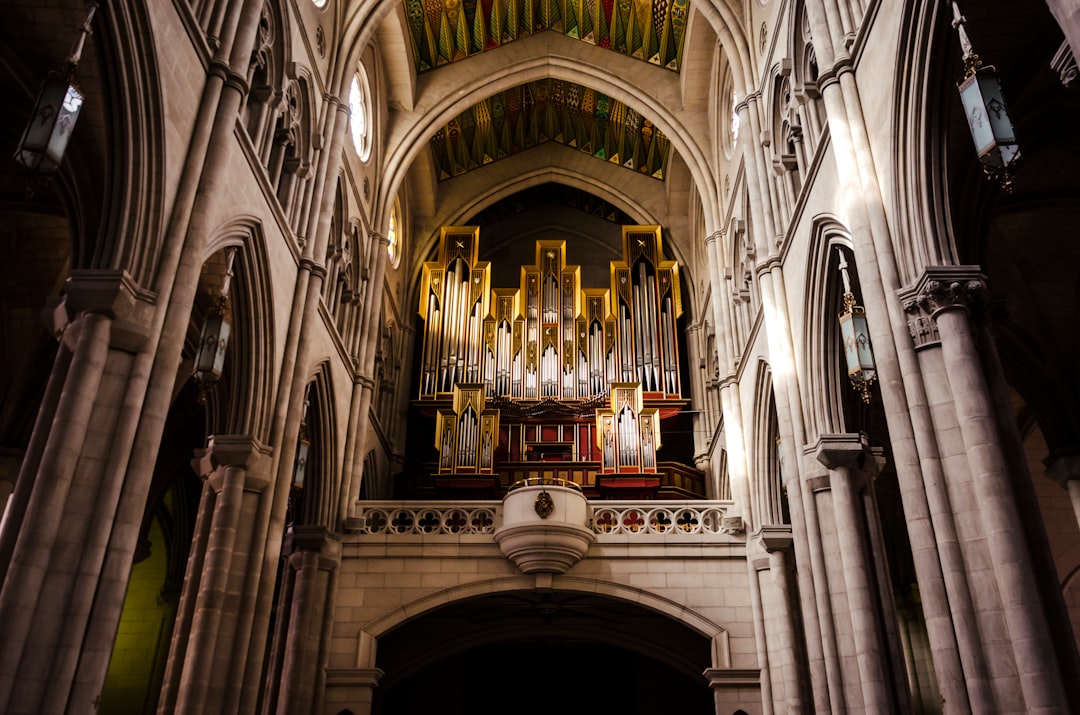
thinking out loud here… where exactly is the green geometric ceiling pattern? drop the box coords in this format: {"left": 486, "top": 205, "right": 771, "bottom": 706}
{"left": 430, "top": 78, "right": 671, "bottom": 182}
{"left": 403, "top": 0, "right": 690, "bottom": 72}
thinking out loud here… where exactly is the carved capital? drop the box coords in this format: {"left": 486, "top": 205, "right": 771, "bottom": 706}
{"left": 903, "top": 266, "right": 989, "bottom": 315}
{"left": 900, "top": 266, "right": 990, "bottom": 347}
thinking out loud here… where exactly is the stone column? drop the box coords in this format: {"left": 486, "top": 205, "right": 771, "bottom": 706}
{"left": 273, "top": 527, "right": 340, "bottom": 715}
{"left": 747, "top": 551, "right": 775, "bottom": 715}
{"left": 908, "top": 268, "right": 1068, "bottom": 712}
{"left": 324, "top": 631, "right": 383, "bottom": 715}
{"left": 164, "top": 436, "right": 272, "bottom": 715}
{"left": 758, "top": 525, "right": 811, "bottom": 713}
{"left": 792, "top": 457, "right": 841, "bottom": 714}
{"left": 0, "top": 271, "right": 151, "bottom": 715}
{"left": 704, "top": 667, "right": 762, "bottom": 715}
{"left": 813, "top": 433, "right": 907, "bottom": 714}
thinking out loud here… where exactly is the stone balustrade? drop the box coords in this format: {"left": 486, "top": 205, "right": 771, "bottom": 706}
{"left": 347, "top": 500, "right": 737, "bottom": 538}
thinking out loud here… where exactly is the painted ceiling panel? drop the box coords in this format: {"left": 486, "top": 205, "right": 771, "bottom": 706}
{"left": 430, "top": 78, "right": 671, "bottom": 182}
{"left": 403, "top": 0, "right": 689, "bottom": 72}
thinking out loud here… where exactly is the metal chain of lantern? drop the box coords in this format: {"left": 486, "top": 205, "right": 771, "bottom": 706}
{"left": 192, "top": 248, "right": 237, "bottom": 401}
{"left": 951, "top": 1, "right": 1021, "bottom": 192}
{"left": 13, "top": 2, "right": 98, "bottom": 180}
{"left": 836, "top": 249, "right": 876, "bottom": 404}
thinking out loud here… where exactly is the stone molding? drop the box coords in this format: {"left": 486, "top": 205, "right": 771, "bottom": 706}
{"left": 703, "top": 667, "right": 761, "bottom": 688}
{"left": 324, "top": 668, "right": 384, "bottom": 688}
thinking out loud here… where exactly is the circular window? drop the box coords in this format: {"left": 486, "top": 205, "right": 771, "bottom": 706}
{"left": 349, "top": 70, "right": 372, "bottom": 161}
{"left": 387, "top": 203, "right": 400, "bottom": 267}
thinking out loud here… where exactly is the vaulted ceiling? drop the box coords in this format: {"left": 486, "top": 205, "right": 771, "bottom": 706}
{"left": 429, "top": 78, "right": 671, "bottom": 181}
{"left": 403, "top": 0, "right": 690, "bottom": 72}
{"left": 403, "top": 0, "right": 690, "bottom": 182}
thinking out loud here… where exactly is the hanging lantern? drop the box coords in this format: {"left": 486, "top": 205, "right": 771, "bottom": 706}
{"left": 193, "top": 249, "right": 237, "bottom": 399}
{"left": 836, "top": 249, "right": 876, "bottom": 404}
{"left": 13, "top": 3, "right": 97, "bottom": 176}
{"left": 951, "top": 2, "right": 1021, "bottom": 191}
{"left": 293, "top": 431, "right": 310, "bottom": 489}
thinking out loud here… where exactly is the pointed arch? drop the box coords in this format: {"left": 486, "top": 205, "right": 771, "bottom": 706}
{"left": 800, "top": 214, "right": 860, "bottom": 440}
{"left": 201, "top": 217, "right": 276, "bottom": 441}
{"left": 750, "top": 360, "right": 786, "bottom": 528}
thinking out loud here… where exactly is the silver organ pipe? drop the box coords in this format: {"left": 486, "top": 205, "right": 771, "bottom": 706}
{"left": 497, "top": 320, "right": 512, "bottom": 396}
{"left": 618, "top": 403, "right": 639, "bottom": 467}
{"left": 619, "top": 301, "right": 633, "bottom": 382}
{"left": 512, "top": 320, "right": 523, "bottom": 397}
{"left": 647, "top": 268, "right": 660, "bottom": 391}
{"left": 526, "top": 276, "right": 538, "bottom": 398}
{"left": 542, "top": 273, "right": 558, "bottom": 323}
{"left": 632, "top": 276, "right": 646, "bottom": 386}
{"left": 662, "top": 294, "right": 677, "bottom": 394}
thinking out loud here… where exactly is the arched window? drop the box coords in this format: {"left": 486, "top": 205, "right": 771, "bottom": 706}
{"left": 349, "top": 69, "right": 372, "bottom": 162}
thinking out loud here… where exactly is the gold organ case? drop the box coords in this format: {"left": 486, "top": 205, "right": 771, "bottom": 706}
{"left": 408, "top": 225, "right": 702, "bottom": 499}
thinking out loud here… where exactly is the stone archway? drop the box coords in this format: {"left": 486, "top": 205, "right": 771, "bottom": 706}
{"left": 371, "top": 590, "right": 715, "bottom": 715}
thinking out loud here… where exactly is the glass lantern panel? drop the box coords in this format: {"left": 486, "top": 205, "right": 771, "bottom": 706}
{"left": 959, "top": 74, "right": 996, "bottom": 157}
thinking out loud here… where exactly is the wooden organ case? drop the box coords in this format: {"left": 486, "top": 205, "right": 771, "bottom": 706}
{"left": 405, "top": 225, "right": 703, "bottom": 499}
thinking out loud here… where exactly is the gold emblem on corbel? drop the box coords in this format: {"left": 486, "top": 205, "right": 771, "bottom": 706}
{"left": 534, "top": 490, "right": 555, "bottom": 519}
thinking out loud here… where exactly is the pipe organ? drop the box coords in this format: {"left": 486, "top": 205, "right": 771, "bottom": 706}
{"left": 435, "top": 384, "right": 500, "bottom": 474}
{"left": 597, "top": 383, "right": 661, "bottom": 473}
{"left": 419, "top": 225, "right": 682, "bottom": 401}
{"left": 413, "top": 224, "right": 700, "bottom": 498}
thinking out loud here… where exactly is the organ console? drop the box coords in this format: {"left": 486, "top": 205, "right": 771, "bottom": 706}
{"left": 409, "top": 224, "right": 701, "bottom": 499}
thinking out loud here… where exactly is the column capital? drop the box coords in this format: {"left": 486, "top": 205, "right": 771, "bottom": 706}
{"left": 1045, "top": 452, "right": 1080, "bottom": 485}
{"left": 901, "top": 266, "right": 989, "bottom": 316}
{"left": 812, "top": 432, "right": 871, "bottom": 470}
{"left": 900, "top": 266, "right": 989, "bottom": 349}
{"left": 753, "top": 524, "right": 794, "bottom": 553}
{"left": 193, "top": 435, "right": 273, "bottom": 491}
{"left": 57, "top": 270, "right": 156, "bottom": 353}
{"left": 285, "top": 525, "right": 342, "bottom": 568}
